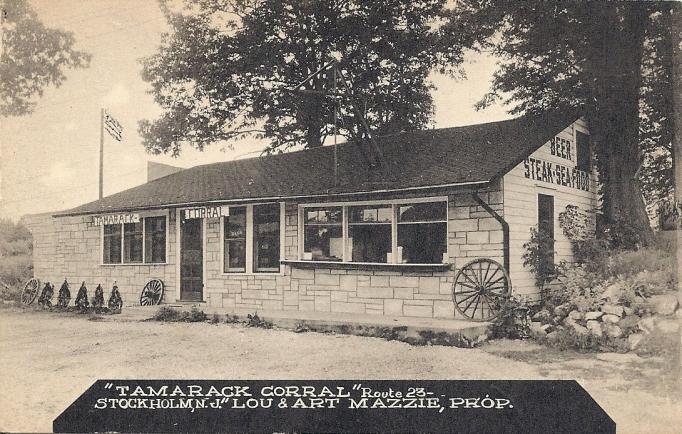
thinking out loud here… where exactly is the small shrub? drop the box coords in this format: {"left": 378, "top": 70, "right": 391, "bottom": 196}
{"left": 224, "top": 314, "right": 241, "bottom": 324}
{"left": 246, "top": 312, "right": 272, "bottom": 329}
{"left": 152, "top": 306, "right": 183, "bottom": 321}
{"left": 209, "top": 313, "right": 221, "bottom": 324}
{"left": 491, "top": 296, "right": 535, "bottom": 339}
{"left": 152, "top": 306, "right": 207, "bottom": 322}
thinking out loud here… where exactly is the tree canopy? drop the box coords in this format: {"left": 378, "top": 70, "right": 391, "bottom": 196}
{"left": 0, "top": 0, "right": 91, "bottom": 116}
{"left": 139, "top": 0, "right": 462, "bottom": 155}
{"left": 446, "top": 0, "right": 678, "bottom": 243}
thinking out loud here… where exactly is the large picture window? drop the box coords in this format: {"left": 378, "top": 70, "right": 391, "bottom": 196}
{"left": 299, "top": 199, "right": 448, "bottom": 265}
{"left": 102, "top": 215, "right": 167, "bottom": 264}
{"left": 253, "top": 204, "right": 281, "bottom": 273}
{"left": 303, "top": 207, "right": 342, "bottom": 261}
{"left": 223, "top": 207, "right": 246, "bottom": 272}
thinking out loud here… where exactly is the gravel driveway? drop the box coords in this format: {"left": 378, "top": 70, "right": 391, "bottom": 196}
{"left": 0, "top": 310, "right": 679, "bottom": 433}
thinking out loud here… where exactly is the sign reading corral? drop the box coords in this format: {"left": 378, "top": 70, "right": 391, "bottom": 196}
{"left": 181, "top": 205, "right": 229, "bottom": 220}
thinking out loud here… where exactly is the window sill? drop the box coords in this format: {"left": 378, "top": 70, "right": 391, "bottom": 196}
{"left": 281, "top": 260, "right": 452, "bottom": 272}
{"left": 100, "top": 262, "right": 169, "bottom": 266}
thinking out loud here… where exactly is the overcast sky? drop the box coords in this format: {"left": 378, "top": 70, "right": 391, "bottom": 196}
{"left": 0, "top": 0, "right": 509, "bottom": 221}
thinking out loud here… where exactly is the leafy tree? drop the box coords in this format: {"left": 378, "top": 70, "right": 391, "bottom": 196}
{"left": 139, "top": 0, "right": 462, "bottom": 155}
{"left": 0, "top": 0, "right": 91, "bottom": 116}
{"left": 447, "top": 1, "right": 679, "bottom": 244}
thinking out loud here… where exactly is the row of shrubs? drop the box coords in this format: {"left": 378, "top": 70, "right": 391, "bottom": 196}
{"left": 151, "top": 306, "right": 273, "bottom": 328}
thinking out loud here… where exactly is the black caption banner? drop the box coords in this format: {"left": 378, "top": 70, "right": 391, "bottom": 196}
{"left": 54, "top": 380, "right": 614, "bottom": 433}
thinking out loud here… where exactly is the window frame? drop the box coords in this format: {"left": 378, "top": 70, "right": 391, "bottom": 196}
{"left": 575, "top": 130, "right": 591, "bottom": 173}
{"left": 298, "top": 196, "right": 449, "bottom": 265}
{"left": 219, "top": 202, "right": 286, "bottom": 275}
{"left": 100, "top": 211, "right": 169, "bottom": 266}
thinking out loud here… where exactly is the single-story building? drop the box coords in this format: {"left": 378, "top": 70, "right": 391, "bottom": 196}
{"left": 24, "top": 110, "right": 598, "bottom": 321}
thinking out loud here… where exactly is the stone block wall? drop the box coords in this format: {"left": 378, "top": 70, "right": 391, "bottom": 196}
{"left": 203, "top": 187, "right": 505, "bottom": 320}
{"left": 24, "top": 212, "right": 178, "bottom": 306}
{"left": 26, "top": 186, "right": 505, "bottom": 320}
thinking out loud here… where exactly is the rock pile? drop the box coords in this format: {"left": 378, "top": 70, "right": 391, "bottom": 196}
{"left": 530, "top": 292, "right": 680, "bottom": 352}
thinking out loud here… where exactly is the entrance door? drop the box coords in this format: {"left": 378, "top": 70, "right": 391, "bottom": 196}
{"left": 180, "top": 218, "right": 203, "bottom": 301}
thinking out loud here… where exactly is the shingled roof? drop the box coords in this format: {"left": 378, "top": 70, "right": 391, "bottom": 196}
{"left": 56, "top": 109, "right": 580, "bottom": 216}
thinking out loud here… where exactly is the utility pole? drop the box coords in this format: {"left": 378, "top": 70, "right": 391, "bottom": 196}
{"left": 99, "top": 108, "right": 104, "bottom": 199}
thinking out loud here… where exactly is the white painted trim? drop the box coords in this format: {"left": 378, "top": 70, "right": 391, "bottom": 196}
{"left": 297, "top": 207, "right": 304, "bottom": 261}
{"left": 279, "top": 201, "right": 286, "bottom": 276}
{"left": 245, "top": 205, "right": 254, "bottom": 274}
{"left": 202, "top": 218, "right": 207, "bottom": 302}
{"left": 342, "top": 207, "right": 349, "bottom": 262}
{"left": 56, "top": 181, "right": 488, "bottom": 218}
{"left": 300, "top": 195, "right": 449, "bottom": 208}
{"left": 175, "top": 209, "right": 181, "bottom": 302}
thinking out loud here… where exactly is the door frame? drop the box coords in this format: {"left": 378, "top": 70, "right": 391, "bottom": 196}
{"left": 175, "top": 209, "right": 207, "bottom": 302}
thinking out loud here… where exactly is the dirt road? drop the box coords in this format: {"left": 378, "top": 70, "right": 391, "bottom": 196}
{"left": 0, "top": 310, "right": 679, "bottom": 433}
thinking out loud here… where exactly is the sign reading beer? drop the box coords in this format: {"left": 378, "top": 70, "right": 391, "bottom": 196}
{"left": 92, "top": 213, "right": 140, "bottom": 226}
{"left": 182, "top": 205, "right": 229, "bottom": 220}
{"left": 550, "top": 136, "right": 573, "bottom": 161}
{"left": 523, "top": 157, "right": 590, "bottom": 192}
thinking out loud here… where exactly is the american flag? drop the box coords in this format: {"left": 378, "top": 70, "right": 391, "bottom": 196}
{"left": 104, "top": 109, "right": 123, "bottom": 141}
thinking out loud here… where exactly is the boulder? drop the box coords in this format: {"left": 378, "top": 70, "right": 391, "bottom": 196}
{"left": 622, "top": 306, "right": 634, "bottom": 317}
{"left": 604, "top": 324, "right": 623, "bottom": 338}
{"left": 540, "top": 324, "right": 553, "bottom": 333}
{"left": 637, "top": 316, "right": 656, "bottom": 334}
{"left": 569, "top": 322, "right": 589, "bottom": 336}
{"left": 654, "top": 318, "right": 680, "bottom": 335}
{"left": 602, "top": 304, "right": 624, "bottom": 317}
{"left": 628, "top": 333, "right": 645, "bottom": 351}
{"left": 617, "top": 315, "right": 639, "bottom": 331}
{"left": 568, "top": 310, "right": 584, "bottom": 321}
{"left": 601, "top": 314, "right": 621, "bottom": 324}
{"left": 584, "top": 311, "right": 603, "bottom": 321}
{"left": 553, "top": 304, "right": 570, "bottom": 318}
{"left": 546, "top": 331, "right": 562, "bottom": 343}
{"left": 586, "top": 320, "right": 603, "bottom": 337}
{"left": 532, "top": 309, "right": 552, "bottom": 323}
{"left": 646, "top": 294, "right": 679, "bottom": 316}
{"left": 530, "top": 321, "right": 547, "bottom": 337}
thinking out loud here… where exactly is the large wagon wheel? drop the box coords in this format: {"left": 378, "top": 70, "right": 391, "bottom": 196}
{"left": 140, "top": 279, "right": 164, "bottom": 306}
{"left": 21, "top": 278, "right": 41, "bottom": 305}
{"left": 453, "top": 258, "right": 511, "bottom": 321}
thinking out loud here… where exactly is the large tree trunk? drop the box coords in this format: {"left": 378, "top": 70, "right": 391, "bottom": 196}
{"left": 586, "top": 2, "right": 655, "bottom": 246}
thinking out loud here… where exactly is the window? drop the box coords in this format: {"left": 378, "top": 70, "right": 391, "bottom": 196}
{"left": 145, "top": 216, "right": 166, "bottom": 263}
{"left": 538, "top": 194, "right": 555, "bottom": 271}
{"left": 253, "top": 204, "right": 280, "bottom": 272}
{"left": 348, "top": 205, "right": 393, "bottom": 263}
{"left": 223, "top": 207, "right": 246, "bottom": 272}
{"left": 102, "top": 215, "right": 167, "bottom": 264}
{"left": 576, "top": 131, "right": 591, "bottom": 172}
{"left": 123, "top": 222, "right": 143, "bottom": 263}
{"left": 397, "top": 202, "right": 447, "bottom": 264}
{"left": 300, "top": 200, "right": 448, "bottom": 264}
{"left": 303, "top": 207, "right": 343, "bottom": 261}
{"left": 103, "top": 224, "right": 122, "bottom": 264}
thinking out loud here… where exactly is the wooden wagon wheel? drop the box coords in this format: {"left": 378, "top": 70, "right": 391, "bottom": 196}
{"left": 140, "top": 279, "right": 164, "bottom": 306}
{"left": 453, "top": 258, "right": 511, "bottom": 321}
{"left": 21, "top": 278, "right": 40, "bottom": 305}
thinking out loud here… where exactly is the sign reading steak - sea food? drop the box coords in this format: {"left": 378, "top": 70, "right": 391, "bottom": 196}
{"left": 523, "top": 157, "right": 590, "bottom": 191}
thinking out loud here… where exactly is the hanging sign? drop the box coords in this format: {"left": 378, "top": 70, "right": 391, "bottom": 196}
{"left": 523, "top": 157, "right": 590, "bottom": 192}
{"left": 182, "top": 205, "right": 230, "bottom": 220}
{"left": 92, "top": 213, "right": 140, "bottom": 226}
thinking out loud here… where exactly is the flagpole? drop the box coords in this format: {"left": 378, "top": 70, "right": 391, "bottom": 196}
{"left": 99, "top": 108, "right": 104, "bottom": 199}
